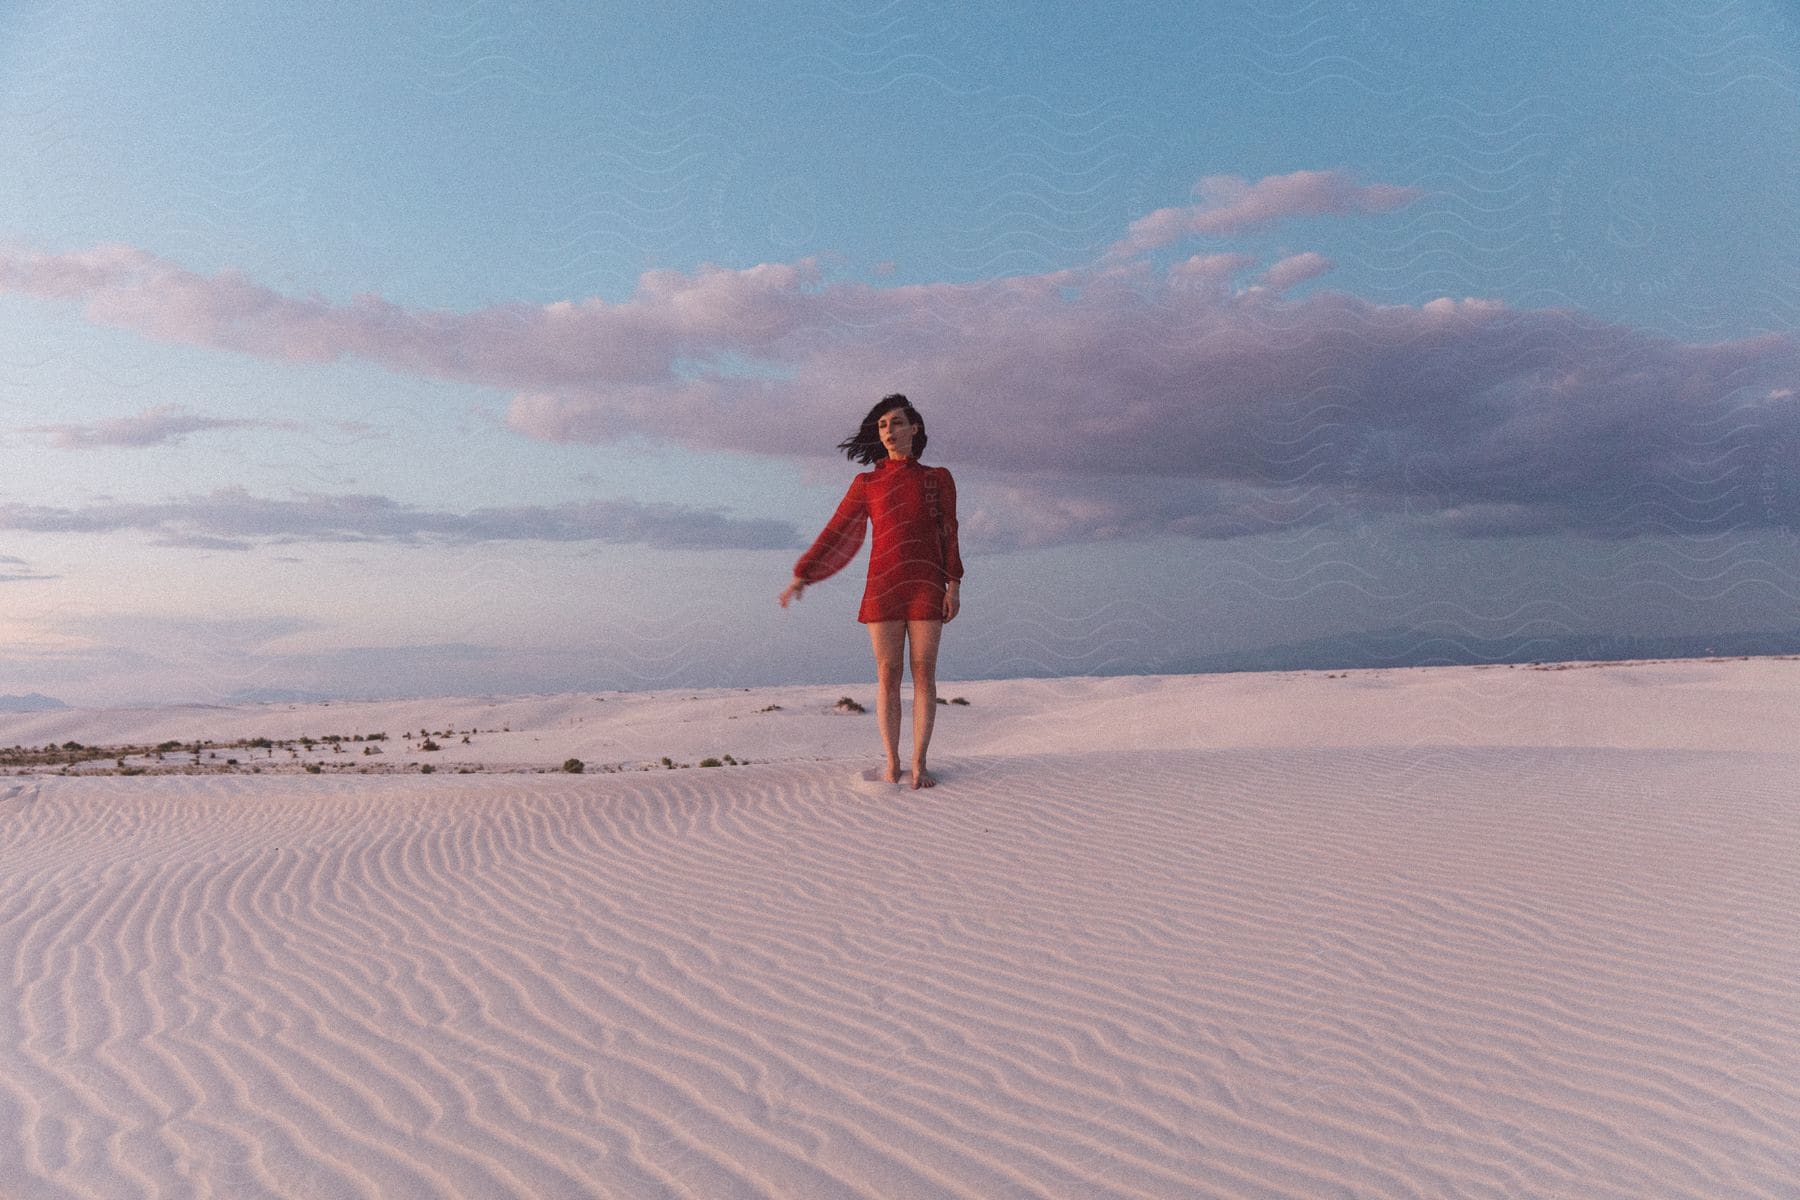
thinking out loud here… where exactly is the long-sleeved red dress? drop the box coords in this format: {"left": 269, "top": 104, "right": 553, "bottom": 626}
{"left": 794, "top": 456, "right": 964, "bottom": 622}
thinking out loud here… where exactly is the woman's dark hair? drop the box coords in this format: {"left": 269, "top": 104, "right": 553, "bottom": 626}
{"left": 837, "top": 393, "right": 927, "bottom": 466}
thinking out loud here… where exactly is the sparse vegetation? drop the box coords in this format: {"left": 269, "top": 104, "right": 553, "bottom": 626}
{"left": 834, "top": 697, "right": 866, "bottom": 714}
{"left": 0, "top": 714, "right": 772, "bottom": 778}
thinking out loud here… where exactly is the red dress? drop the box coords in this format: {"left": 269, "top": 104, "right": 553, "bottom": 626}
{"left": 795, "top": 457, "right": 964, "bottom": 622}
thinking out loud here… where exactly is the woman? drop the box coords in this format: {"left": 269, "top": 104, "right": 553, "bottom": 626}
{"left": 779, "top": 394, "right": 963, "bottom": 789}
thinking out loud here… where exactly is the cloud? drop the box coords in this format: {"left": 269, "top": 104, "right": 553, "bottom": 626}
{"left": 58, "top": 611, "right": 314, "bottom": 649}
{"left": 1257, "top": 251, "right": 1334, "bottom": 293}
{"left": 0, "top": 487, "right": 797, "bottom": 551}
{"left": 24, "top": 404, "right": 292, "bottom": 448}
{"left": 4, "top": 170, "right": 1797, "bottom": 545}
{"left": 1168, "top": 252, "right": 1258, "bottom": 290}
{"left": 0, "top": 242, "right": 823, "bottom": 389}
{"left": 0, "top": 554, "right": 57, "bottom": 583}
{"left": 1112, "top": 169, "right": 1424, "bottom": 255}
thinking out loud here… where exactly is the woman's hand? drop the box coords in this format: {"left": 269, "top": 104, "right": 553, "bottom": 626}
{"left": 942, "top": 582, "right": 960, "bottom": 623}
{"left": 778, "top": 578, "right": 807, "bottom": 608}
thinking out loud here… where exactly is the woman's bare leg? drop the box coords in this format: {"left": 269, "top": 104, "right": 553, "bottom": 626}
{"left": 907, "top": 618, "right": 943, "bottom": 788}
{"left": 868, "top": 621, "right": 906, "bottom": 782}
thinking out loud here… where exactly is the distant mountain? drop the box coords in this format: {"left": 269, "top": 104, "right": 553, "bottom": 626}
{"left": 1168, "top": 627, "right": 1800, "bottom": 676}
{"left": 0, "top": 692, "right": 70, "bottom": 713}
{"left": 221, "top": 687, "right": 339, "bottom": 705}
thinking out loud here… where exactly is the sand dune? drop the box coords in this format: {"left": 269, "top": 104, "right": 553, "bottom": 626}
{"left": 2, "top": 661, "right": 1796, "bottom": 1197}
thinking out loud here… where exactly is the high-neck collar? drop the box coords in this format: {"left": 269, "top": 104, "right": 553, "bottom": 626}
{"left": 877, "top": 455, "right": 919, "bottom": 469}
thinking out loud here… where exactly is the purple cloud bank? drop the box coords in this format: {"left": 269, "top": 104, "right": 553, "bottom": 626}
{"left": 4, "top": 168, "right": 1796, "bottom": 547}
{"left": 0, "top": 488, "right": 795, "bottom": 551}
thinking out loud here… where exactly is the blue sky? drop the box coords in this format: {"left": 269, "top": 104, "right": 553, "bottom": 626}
{"left": 2, "top": 0, "right": 1798, "bottom": 704}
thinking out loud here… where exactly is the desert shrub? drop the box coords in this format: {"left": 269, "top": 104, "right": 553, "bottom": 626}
{"left": 419, "top": 763, "right": 435, "bottom": 774}
{"left": 562, "top": 758, "right": 584, "bottom": 774}
{"left": 420, "top": 738, "right": 441, "bottom": 752}
{"left": 661, "top": 756, "right": 673, "bottom": 768}
{"left": 304, "top": 763, "right": 322, "bottom": 774}
{"left": 248, "top": 737, "right": 272, "bottom": 749}
{"left": 834, "top": 697, "right": 866, "bottom": 714}
{"left": 156, "top": 740, "right": 182, "bottom": 752}
{"left": 699, "top": 757, "right": 722, "bottom": 768}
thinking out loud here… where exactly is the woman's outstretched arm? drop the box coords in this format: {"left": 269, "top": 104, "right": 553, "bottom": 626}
{"left": 780, "top": 475, "right": 868, "bottom": 607}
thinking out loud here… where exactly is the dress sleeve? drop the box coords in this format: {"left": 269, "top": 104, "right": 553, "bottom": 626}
{"left": 938, "top": 468, "right": 963, "bottom": 583}
{"left": 793, "top": 474, "right": 867, "bottom": 583}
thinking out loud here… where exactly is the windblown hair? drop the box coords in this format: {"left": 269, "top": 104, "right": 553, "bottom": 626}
{"left": 837, "top": 393, "right": 928, "bottom": 466}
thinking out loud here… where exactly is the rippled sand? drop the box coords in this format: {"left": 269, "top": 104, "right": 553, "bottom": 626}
{"left": 3, "top": 660, "right": 1796, "bottom": 1198}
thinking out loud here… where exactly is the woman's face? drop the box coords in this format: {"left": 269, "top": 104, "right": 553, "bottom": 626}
{"left": 878, "top": 408, "right": 917, "bottom": 457}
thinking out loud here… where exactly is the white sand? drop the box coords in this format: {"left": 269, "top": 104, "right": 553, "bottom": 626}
{"left": 2, "top": 659, "right": 1796, "bottom": 1198}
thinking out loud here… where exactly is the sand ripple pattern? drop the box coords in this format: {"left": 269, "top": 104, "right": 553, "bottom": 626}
{"left": 3, "top": 749, "right": 1796, "bottom": 1198}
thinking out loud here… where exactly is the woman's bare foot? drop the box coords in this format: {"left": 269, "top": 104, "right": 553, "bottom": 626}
{"left": 910, "top": 765, "right": 936, "bottom": 790}
{"left": 883, "top": 762, "right": 903, "bottom": 784}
